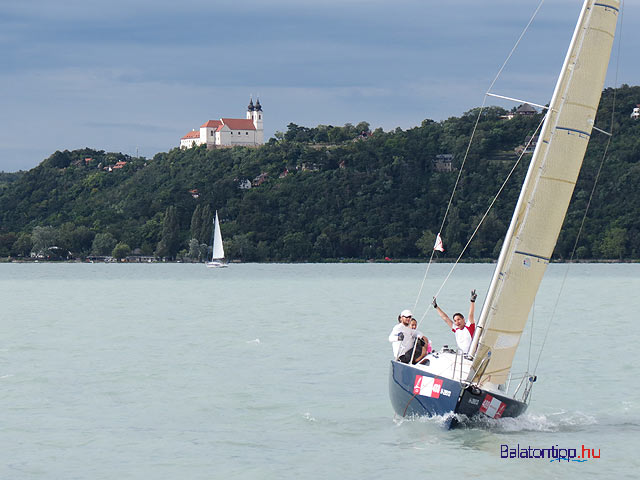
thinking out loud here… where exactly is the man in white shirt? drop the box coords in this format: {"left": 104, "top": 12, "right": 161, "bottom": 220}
{"left": 389, "top": 309, "right": 423, "bottom": 363}
{"left": 432, "top": 290, "right": 477, "bottom": 355}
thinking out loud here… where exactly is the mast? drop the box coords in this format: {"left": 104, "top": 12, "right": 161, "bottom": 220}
{"left": 468, "top": 0, "right": 619, "bottom": 386}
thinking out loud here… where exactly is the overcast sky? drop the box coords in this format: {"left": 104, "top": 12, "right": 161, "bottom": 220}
{"left": 1, "top": 0, "right": 637, "bottom": 171}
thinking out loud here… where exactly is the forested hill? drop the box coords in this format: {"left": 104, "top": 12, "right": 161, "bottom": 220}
{"left": 1, "top": 85, "right": 639, "bottom": 262}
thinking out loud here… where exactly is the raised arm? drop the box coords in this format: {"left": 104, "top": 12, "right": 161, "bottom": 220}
{"left": 432, "top": 297, "right": 453, "bottom": 328}
{"left": 468, "top": 289, "right": 477, "bottom": 325}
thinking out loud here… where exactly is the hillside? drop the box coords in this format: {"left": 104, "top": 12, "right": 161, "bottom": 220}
{"left": 1, "top": 85, "right": 639, "bottom": 261}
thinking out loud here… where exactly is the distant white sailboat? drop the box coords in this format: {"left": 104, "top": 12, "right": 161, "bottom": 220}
{"left": 206, "top": 211, "right": 228, "bottom": 268}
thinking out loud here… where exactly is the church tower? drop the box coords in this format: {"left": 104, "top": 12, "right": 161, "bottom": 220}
{"left": 246, "top": 97, "right": 264, "bottom": 144}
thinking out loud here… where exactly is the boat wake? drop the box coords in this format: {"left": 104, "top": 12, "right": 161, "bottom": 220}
{"left": 451, "top": 410, "right": 598, "bottom": 432}
{"left": 395, "top": 410, "right": 600, "bottom": 432}
{"left": 394, "top": 413, "right": 455, "bottom": 429}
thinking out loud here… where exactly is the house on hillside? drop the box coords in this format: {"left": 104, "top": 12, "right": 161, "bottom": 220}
{"left": 515, "top": 103, "right": 538, "bottom": 116}
{"left": 103, "top": 160, "right": 127, "bottom": 172}
{"left": 180, "top": 99, "right": 264, "bottom": 149}
{"left": 631, "top": 104, "right": 640, "bottom": 119}
{"left": 515, "top": 135, "right": 538, "bottom": 155}
{"left": 252, "top": 172, "right": 268, "bottom": 186}
{"left": 432, "top": 154, "right": 454, "bottom": 172}
{"left": 237, "top": 179, "right": 252, "bottom": 190}
{"left": 501, "top": 103, "right": 539, "bottom": 120}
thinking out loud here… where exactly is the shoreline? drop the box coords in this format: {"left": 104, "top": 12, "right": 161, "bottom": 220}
{"left": 1, "top": 257, "right": 638, "bottom": 264}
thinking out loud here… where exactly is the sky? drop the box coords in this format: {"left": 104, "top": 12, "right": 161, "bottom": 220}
{"left": 1, "top": 0, "right": 638, "bottom": 172}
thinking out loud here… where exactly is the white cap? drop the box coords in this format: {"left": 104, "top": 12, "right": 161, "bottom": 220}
{"left": 400, "top": 309, "right": 413, "bottom": 318}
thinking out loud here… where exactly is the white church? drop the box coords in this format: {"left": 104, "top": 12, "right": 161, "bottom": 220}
{"left": 180, "top": 99, "right": 264, "bottom": 149}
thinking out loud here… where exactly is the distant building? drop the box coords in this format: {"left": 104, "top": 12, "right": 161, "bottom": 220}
{"left": 103, "top": 160, "right": 127, "bottom": 172}
{"left": 515, "top": 103, "right": 538, "bottom": 116}
{"left": 515, "top": 135, "right": 538, "bottom": 155}
{"left": 631, "top": 104, "right": 640, "bottom": 119}
{"left": 433, "top": 154, "right": 454, "bottom": 172}
{"left": 180, "top": 99, "right": 264, "bottom": 149}
{"left": 252, "top": 172, "right": 268, "bottom": 186}
{"left": 238, "top": 179, "right": 252, "bottom": 190}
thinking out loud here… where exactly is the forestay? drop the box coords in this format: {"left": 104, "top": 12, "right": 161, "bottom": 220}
{"left": 469, "top": 0, "right": 619, "bottom": 386}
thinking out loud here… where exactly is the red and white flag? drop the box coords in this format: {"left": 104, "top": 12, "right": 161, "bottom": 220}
{"left": 433, "top": 233, "right": 445, "bottom": 252}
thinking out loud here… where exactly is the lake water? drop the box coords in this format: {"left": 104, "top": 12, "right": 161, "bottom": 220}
{"left": 1, "top": 263, "right": 638, "bottom": 479}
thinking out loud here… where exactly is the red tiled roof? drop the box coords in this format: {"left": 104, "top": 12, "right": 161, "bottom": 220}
{"left": 221, "top": 118, "right": 256, "bottom": 130}
{"left": 201, "top": 120, "right": 223, "bottom": 128}
{"left": 182, "top": 130, "right": 200, "bottom": 139}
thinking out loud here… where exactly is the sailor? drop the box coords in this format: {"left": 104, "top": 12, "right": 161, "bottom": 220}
{"left": 432, "top": 289, "right": 477, "bottom": 355}
{"left": 410, "top": 318, "right": 432, "bottom": 358}
{"left": 388, "top": 309, "right": 420, "bottom": 363}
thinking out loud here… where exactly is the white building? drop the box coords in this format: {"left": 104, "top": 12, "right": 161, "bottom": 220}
{"left": 180, "top": 99, "right": 264, "bottom": 149}
{"left": 631, "top": 104, "right": 640, "bottom": 120}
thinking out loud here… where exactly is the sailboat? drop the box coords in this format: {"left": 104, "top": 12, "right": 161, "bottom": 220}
{"left": 206, "top": 210, "right": 228, "bottom": 268}
{"left": 389, "top": 0, "right": 619, "bottom": 426}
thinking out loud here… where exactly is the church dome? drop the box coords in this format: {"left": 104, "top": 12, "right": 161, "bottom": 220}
{"left": 255, "top": 99, "right": 262, "bottom": 111}
{"left": 247, "top": 99, "right": 255, "bottom": 111}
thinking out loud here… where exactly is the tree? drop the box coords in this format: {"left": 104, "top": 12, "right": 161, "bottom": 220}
{"left": 598, "top": 227, "right": 627, "bottom": 259}
{"left": 155, "top": 205, "right": 180, "bottom": 259}
{"left": 112, "top": 242, "right": 131, "bottom": 260}
{"left": 0, "top": 232, "right": 17, "bottom": 257}
{"left": 189, "top": 204, "right": 212, "bottom": 245}
{"left": 281, "top": 232, "right": 312, "bottom": 261}
{"left": 190, "top": 205, "right": 203, "bottom": 244}
{"left": 70, "top": 226, "right": 95, "bottom": 255}
{"left": 31, "top": 226, "right": 59, "bottom": 256}
{"left": 227, "top": 233, "right": 255, "bottom": 261}
{"left": 92, "top": 232, "right": 117, "bottom": 255}
{"left": 12, "top": 233, "right": 32, "bottom": 257}
{"left": 188, "top": 238, "right": 208, "bottom": 261}
{"left": 314, "top": 232, "right": 335, "bottom": 259}
{"left": 198, "top": 205, "right": 212, "bottom": 244}
{"left": 383, "top": 235, "right": 406, "bottom": 258}
{"left": 415, "top": 230, "right": 437, "bottom": 257}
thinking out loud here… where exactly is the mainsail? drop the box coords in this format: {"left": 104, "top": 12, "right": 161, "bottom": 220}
{"left": 212, "top": 211, "right": 225, "bottom": 260}
{"left": 469, "top": 0, "right": 619, "bottom": 385}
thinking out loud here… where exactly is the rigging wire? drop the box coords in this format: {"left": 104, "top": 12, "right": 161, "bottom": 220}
{"left": 533, "top": 0, "right": 624, "bottom": 374}
{"left": 412, "top": 0, "right": 547, "bottom": 315}
{"left": 416, "top": 114, "right": 547, "bottom": 326}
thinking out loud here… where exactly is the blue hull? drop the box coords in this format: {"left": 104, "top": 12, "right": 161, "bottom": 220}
{"left": 389, "top": 360, "right": 527, "bottom": 428}
{"left": 389, "top": 361, "right": 461, "bottom": 419}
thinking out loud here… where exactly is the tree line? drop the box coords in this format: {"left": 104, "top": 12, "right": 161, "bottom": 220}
{"left": 1, "top": 85, "right": 639, "bottom": 262}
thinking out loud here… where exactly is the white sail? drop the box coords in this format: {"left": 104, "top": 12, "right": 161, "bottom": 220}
{"left": 212, "top": 211, "right": 225, "bottom": 260}
{"left": 470, "top": 0, "right": 619, "bottom": 385}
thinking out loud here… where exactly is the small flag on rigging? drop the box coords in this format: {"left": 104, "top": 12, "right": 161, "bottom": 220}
{"left": 433, "top": 233, "right": 445, "bottom": 252}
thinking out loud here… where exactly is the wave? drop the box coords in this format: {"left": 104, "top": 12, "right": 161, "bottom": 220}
{"left": 395, "top": 410, "right": 602, "bottom": 432}
{"left": 456, "top": 409, "right": 605, "bottom": 432}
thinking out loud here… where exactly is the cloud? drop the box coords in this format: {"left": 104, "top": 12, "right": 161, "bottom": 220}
{"left": 1, "top": 0, "right": 638, "bottom": 171}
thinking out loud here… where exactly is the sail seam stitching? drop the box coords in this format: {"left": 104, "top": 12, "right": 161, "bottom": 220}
{"left": 538, "top": 176, "right": 577, "bottom": 186}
